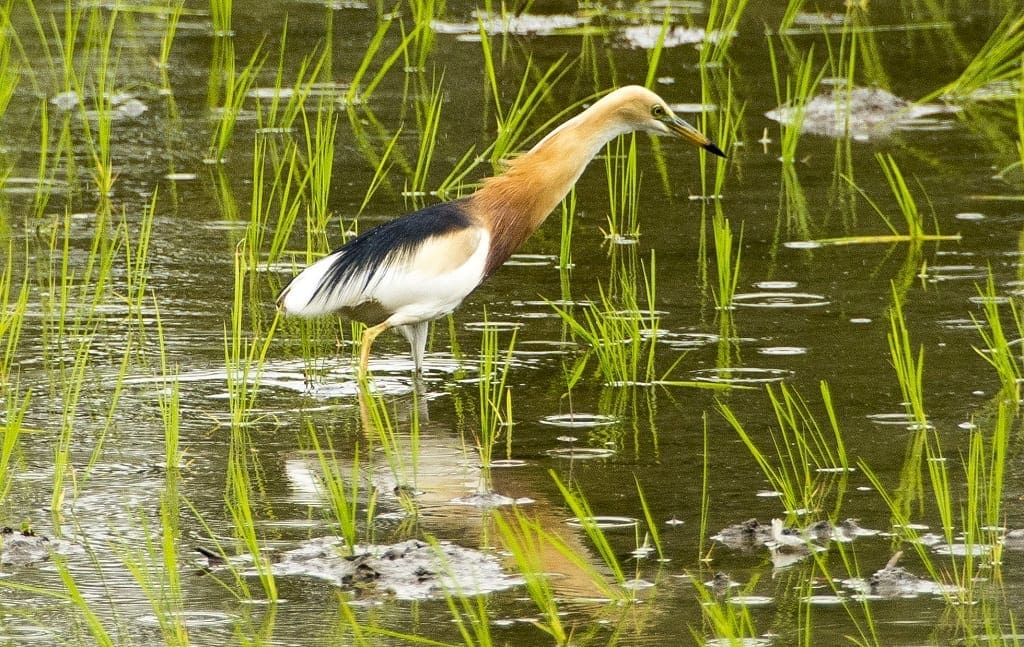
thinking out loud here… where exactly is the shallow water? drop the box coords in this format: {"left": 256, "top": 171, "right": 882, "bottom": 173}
{"left": 2, "top": 0, "right": 1024, "bottom": 645}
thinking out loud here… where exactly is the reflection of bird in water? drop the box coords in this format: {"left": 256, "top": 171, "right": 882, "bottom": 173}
{"left": 277, "top": 85, "right": 725, "bottom": 377}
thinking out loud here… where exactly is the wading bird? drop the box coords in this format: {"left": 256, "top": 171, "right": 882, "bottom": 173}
{"left": 277, "top": 85, "right": 725, "bottom": 378}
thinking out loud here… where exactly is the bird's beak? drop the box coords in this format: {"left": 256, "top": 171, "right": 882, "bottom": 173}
{"left": 663, "top": 114, "right": 726, "bottom": 158}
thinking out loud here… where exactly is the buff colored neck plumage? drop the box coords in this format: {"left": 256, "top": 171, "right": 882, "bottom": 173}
{"left": 468, "top": 93, "right": 634, "bottom": 277}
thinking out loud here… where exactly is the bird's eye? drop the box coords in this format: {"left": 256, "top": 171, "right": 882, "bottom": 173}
{"left": 651, "top": 104, "right": 666, "bottom": 118}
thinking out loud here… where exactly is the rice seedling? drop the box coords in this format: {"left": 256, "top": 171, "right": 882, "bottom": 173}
{"left": 887, "top": 283, "right": 928, "bottom": 430}
{"left": 0, "top": 384, "right": 28, "bottom": 511}
{"left": 768, "top": 39, "right": 823, "bottom": 166}
{"left": 927, "top": 12, "right": 1024, "bottom": 102}
{"left": 0, "top": 244, "right": 28, "bottom": 386}
{"left": 491, "top": 509, "right": 569, "bottom": 644}
{"left": 225, "top": 422, "right": 278, "bottom": 602}
{"left": 971, "top": 271, "right": 1022, "bottom": 403}
{"left": 50, "top": 327, "right": 94, "bottom": 527}
{"left": 357, "top": 387, "right": 421, "bottom": 514}
{"left": 551, "top": 471, "right": 627, "bottom": 588}
{"left": 116, "top": 502, "right": 189, "bottom": 645}
{"left": 308, "top": 423, "right": 372, "bottom": 554}
{"left": 603, "top": 133, "right": 641, "bottom": 240}
{"left": 633, "top": 475, "right": 663, "bottom": 561}
{"left": 557, "top": 187, "right": 577, "bottom": 273}
{"left": 699, "top": 0, "right": 750, "bottom": 67}
{"left": 711, "top": 207, "right": 741, "bottom": 311}
{"left": 718, "top": 381, "right": 850, "bottom": 521}
{"left": 157, "top": 1, "right": 184, "bottom": 91}
{"left": 479, "top": 40, "right": 574, "bottom": 168}
{"left": 303, "top": 97, "right": 339, "bottom": 243}
{"left": 805, "top": 543, "right": 882, "bottom": 646}
{"left": 406, "top": 0, "right": 443, "bottom": 69}
{"left": 405, "top": 74, "right": 445, "bottom": 207}
{"left": 822, "top": 154, "right": 960, "bottom": 245}
{"left": 697, "top": 412, "right": 712, "bottom": 560}
{"left": 475, "top": 318, "right": 516, "bottom": 492}
{"left": 122, "top": 191, "right": 158, "bottom": 320}
{"left": 858, "top": 401, "right": 1010, "bottom": 608}
{"left": 641, "top": 9, "right": 672, "bottom": 90}
{"left": 550, "top": 253, "right": 659, "bottom": 386}
{"left": 51, "top": 556, "right": 117, "bottom": 645}
{"left": 345, "top": 17, "right": 423, "bottom": 105}
{"left": 210, "top": 0, "right": 233, "bottom": 37}
{"left": 249, "top": 135, "right": 303, "bottom": 267}
{"left": 688, "top": 575, "right": 759, "bottom": 645}
{"left": 256, "top": 29, "right": 330, "bottom": 133}
{"left": 207, "top": 40, "right": 264, "bottom": 164}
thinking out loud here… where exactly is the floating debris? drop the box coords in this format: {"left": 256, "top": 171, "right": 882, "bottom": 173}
{"left": 198, "top": 538, "right": 522, "bottom": 600}
{"left": 765, "top": 85, "right": 957, "bottom": 141}
{"left": 431, "top": 12, "right": 588, "bottom": 38}
{"left": 0, "top": 527, "right": 51, "bottom": 567}
{"left": 845, "top": 551, "right": 960, "bottom": 598}
{"left": 618, "top": 25, "right": 712, "bottom": 49}
{"left": 712, "top": 518, "right": 774, "bottom": 550}
{"left": 712, "top": 518, "right": 878, "bottom": 553}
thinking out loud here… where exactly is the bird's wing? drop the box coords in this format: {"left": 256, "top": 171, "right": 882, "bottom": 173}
{"left": 277, "top": 209, "right": 488, "bottom": 321}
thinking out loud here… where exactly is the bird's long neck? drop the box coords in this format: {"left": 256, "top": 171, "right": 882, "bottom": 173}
{"left": 469, "top": 103, "right": 628, "bottom": 277}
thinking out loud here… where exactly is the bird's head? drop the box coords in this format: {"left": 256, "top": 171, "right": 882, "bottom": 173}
{"left": 606, "top": 85, "right": 726, "bottom": 158}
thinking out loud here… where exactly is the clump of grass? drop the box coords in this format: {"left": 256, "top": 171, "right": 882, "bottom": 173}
{"left": 210, "top": 0, "right": 233, "bottom": 37}
{"left": 859, "top": 396, "right": 1011, "bottom": 607}
{"left": 718, "top": 381, "right": 850, "bottom": 521}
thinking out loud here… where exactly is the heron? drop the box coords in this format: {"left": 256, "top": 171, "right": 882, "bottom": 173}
{"left": 277, "top": 85, "right": 725, "bottom": 378}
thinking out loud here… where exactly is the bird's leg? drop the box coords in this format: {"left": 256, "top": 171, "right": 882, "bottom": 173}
{"left": 358, "top": 321, "right": 391, "bottom": 381}
{"left": 397, "top": 322, "right": 429, "bottom": 373}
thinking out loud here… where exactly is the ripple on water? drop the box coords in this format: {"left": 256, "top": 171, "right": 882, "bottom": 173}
{"left": 866, "top": 412, "right": 930, "bottom": 429}
{"left": 463, "top": 320, "right": 525, "bottom": 332}
{"left": 504, "top": 253, "right": 558, "bottom": 266}
{"left": 727, "top": 595, "right": 774, "bottom": 607}
{"left": 545, "top": 447, "right": 617, "bottom": 460}
{"left": 540, "top": 413, "right": 620, "bottom": 428}
{"left": 927, "top": 264, "right": 987, "bottom": 282}
{"left": 692, "top": 367, "right": 791, "bottom": 384}
{"left": 757, "top": 346, "right": 807, "bottom": 356}
{"left": 753, "top": 280, "right": 799, "bottom": 290}
{"left": 803, "top": 595, "right": 846, "bottom": 606}
{"left": 137, "top": 611, "right": 235, "bottom": 629}
{"left": 566, "top": 516, "right": 638, "bottom": 529}
{"left": 490, "top": 459, "right": 528, "bottom": 468}
{"left": 732, "top": 292, "right": 830, "bottom": 308}
{"left": 657, "top": 331, "right": 721, "bottom": 349}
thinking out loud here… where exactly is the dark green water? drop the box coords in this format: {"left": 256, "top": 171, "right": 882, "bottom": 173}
{"left": 2, "top": 0, "right": 1024, "bottom": 644}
